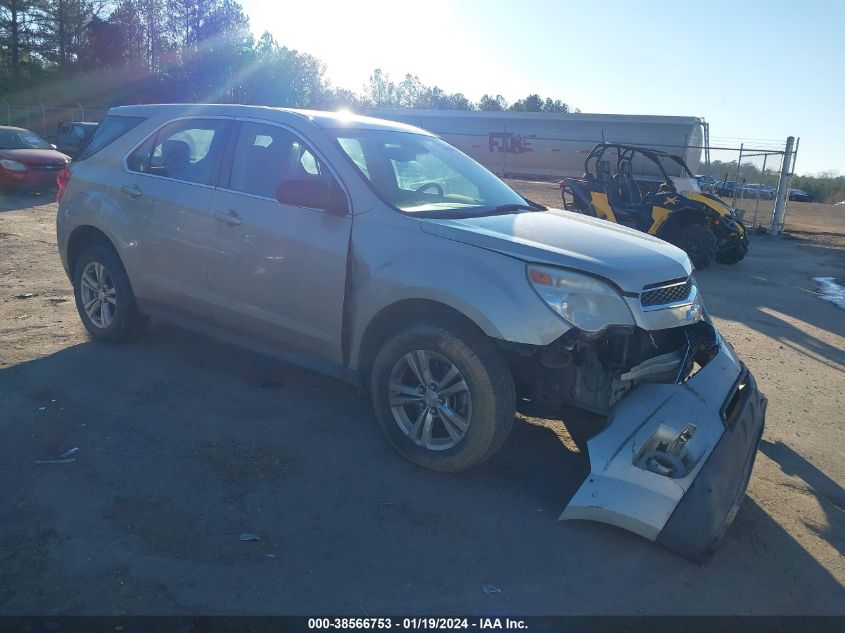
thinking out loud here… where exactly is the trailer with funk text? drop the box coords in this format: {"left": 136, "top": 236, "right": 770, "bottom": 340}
{"left": 364, "top": 109, "right": 705, "bottom": 182}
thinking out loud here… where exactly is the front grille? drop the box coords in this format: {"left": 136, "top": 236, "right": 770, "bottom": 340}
{"left": 29, "top": 163, "right": 65, "bottom": 171}
{"left": 641, "top": 277, "right": 693, "bottom": 307}
{"left": 679, "top": 321, "right": 720, "bottom": 382}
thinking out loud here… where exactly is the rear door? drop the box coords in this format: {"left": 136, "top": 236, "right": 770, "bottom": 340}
{"left": 206, "top": 119, "right": 352, "bottom": 364}
{"left": 123, "top": 116, "right": 232, "bottom": 314}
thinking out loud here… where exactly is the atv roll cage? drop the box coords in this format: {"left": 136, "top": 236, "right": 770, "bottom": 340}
{"left": 584, "top": 143, "right": 694, "bottom": 192}
{"left": 561, "top": 142, "right": 749, "bottom": 268}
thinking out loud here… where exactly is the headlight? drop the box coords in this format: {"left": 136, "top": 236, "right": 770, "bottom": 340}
{"left": 0, "top": 159, "right": 26, "bottom": 171}
{"left": 527, "top": 264, "right": 635, "bottom": 332}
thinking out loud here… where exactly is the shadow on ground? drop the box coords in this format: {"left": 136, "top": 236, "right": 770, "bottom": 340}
{"left": 1, "top": 322, "right": 843, "bottom": 614}
{"left": 759, "top": 439, "right": 845, "bottom": 558}
{"left": 699, "top": 234, "right": 845, "bottom": 369}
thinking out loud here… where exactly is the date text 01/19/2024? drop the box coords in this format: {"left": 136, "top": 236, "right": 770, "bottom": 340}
{"left": 307, "top": 618, "right": 529, "bottom": 630}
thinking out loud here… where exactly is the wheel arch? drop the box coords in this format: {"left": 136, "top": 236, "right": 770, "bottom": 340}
{"left": 354, "top": 299, "right": 490, "bottom": 394}
{"left": 66, "top": 225, "right": 118, "bottom": 277}
{"left": 655, "top": 204, "right": 714, "bottom": 241}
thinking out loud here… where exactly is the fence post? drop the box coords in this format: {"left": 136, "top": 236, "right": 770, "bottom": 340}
{"left": 1, "top": 99, "right": 9, "bottom": 125}
{"left": 752, "top": 153, "right": 768, "bottom": 228}
{"left": 77, "top": 102, "right": 85, "bottom": 123}
{"left": 39, "top": 103, "right": 46, "bottom": 136}
{"left": 769, "top": 136, "right": 795, "bottom": 235}
{"left": 732, "top": 143, "right": 744, "bottom": 206}
{"left": 780, "top": 138, "right": 800, "bottom": 230}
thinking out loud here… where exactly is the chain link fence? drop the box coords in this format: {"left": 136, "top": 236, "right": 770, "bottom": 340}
{"left": 0, "top": 102, "right": 107, "bottom": 142}
{"left": 700, "top": 136, "right": 798, "bottom": 231}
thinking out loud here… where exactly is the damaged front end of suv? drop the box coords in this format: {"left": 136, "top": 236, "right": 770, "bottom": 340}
{"left": 501, "top": 267, "right": 766, "bottom": 561}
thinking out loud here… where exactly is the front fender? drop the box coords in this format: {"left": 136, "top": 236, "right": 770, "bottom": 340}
{"left": 686, "top": 192, "right": 735, "bottom": 218}
{"left": 347, "top": 209, "right": 571, "bottom": 368}
{"left": 655, "top": 204, "right": 715, "bottom": 241}
{"left": 686, "top": 193, "right": 746, "bottom": 238}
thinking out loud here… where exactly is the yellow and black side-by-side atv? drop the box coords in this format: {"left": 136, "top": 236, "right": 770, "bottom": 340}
{"left": 560, "top": 143, "right": 748, "bottom": 267}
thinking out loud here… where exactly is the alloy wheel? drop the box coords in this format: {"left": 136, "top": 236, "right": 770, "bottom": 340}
{"left": 388, "top": 349, "right": 472, "bottom": 451}
{"left": 79, "top": 261, "right": 116, "bottom": 329}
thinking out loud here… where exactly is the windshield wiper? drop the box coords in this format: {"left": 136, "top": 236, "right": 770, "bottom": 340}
{"left": 413, "top": 202, "right": 546, "bottom": 219}
{"left": 478, "top": 203, "right": 542, "bottom": 216}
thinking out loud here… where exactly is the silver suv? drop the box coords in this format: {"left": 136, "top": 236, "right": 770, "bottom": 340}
{"left": 57, "top": 104, "right": 765, "bottom": 560}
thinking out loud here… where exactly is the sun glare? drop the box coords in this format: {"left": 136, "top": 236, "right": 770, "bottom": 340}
{"left": 241, "top": 0, "right": 528, "bottom": 99}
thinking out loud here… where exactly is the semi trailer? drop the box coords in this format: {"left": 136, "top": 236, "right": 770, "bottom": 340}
{"left": 365, "top": 108, "right": 705, "bottom": 182}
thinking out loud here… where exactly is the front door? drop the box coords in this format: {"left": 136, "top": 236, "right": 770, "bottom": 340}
{"left": 206, "top": 120, "right": 352, "bottom": 364}
{"left": 125, "top": 117, "right": 231, "bottom": 314}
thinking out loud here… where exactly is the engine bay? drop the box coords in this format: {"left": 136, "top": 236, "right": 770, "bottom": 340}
{"left": 502, "top": 321, "right": 721, "bottom": 418}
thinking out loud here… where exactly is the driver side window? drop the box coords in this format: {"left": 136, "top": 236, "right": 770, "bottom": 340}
{"left": 227, "top": 121, "right": 341, "bottom": 206}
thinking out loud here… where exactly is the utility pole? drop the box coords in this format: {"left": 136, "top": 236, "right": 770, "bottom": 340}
{"left": 769, "top": 136, "right": 795, "bottom": 235}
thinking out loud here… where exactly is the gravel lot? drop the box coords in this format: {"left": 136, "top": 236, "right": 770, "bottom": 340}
{"left": 1, "top": 188, "right": 843, "bottom": 615}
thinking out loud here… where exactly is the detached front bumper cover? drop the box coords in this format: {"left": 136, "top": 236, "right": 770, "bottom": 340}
{"left": 560, "top": 334, "right": 766, "bottom": 561}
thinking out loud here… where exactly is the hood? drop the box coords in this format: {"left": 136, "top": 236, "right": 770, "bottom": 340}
{"left": 420, "top": 209, "right": 692, "bottom": 292}
{"left": 0, "top": 148, "right": 70, "bottom": 164}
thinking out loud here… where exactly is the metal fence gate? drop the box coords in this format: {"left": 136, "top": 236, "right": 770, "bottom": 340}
{"left": 699, "top": 136, "right": 799, "bottom": 234}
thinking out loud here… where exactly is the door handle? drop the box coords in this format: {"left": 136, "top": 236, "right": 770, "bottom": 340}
{"left": 120, "top": 184, "right": 142, "bottom": 198}
{"left": 214, "top": 210, "right": 242, "bottom": 226}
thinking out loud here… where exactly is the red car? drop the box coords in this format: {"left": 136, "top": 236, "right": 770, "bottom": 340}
{"left": 0, "top": 126, "right": 70, "bottom": 191}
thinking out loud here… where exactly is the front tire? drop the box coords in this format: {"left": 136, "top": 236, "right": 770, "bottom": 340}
{"left": 72, "top": 244, "right": 148, "bottom": 342}
{"left": 676, "top": 223, "right": 717, "bottom": 269}
{"left": 716, "top": 237, "right": 749, "bottom": 264}
{"left": 371, "top": 320, "right": 515, "bottom": 472}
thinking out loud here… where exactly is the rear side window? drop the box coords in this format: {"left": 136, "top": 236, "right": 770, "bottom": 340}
{"left": 75, "top": 115, "right": 144, "bottom": 161}
{"left": 127, "top": 118, "right": 229, "bottom": 186}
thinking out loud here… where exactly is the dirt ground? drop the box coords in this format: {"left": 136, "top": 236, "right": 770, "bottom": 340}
{"left": 1, "top": 188, "right": 843, "bottom": 615}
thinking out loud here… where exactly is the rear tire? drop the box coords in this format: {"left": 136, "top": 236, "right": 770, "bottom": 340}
{"left": 371, "top": 320, "right": 515, "bottom": 472}
{"left": 72, "top": 244, "right": 148, "bottom": 342}
{"left": 676, "top": 223, "right": 717, "bottom": 269}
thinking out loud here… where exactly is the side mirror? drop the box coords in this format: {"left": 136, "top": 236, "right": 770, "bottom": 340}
{"left": 276, "top": 178, "right": 348, "bottom": 215}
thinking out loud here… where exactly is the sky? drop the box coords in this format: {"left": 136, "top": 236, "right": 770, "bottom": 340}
{"left": 240, "top": 0, "right": 842, "bottom": 175}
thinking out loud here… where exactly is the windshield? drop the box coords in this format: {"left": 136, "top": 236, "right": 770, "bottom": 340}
{"left": 329, "top": 129, "right": 532, "bottom": 216}
{"left": 671, "top": 176, "right": 701, "bottom": 194}
{"left": 0, "top": 129, "right": 52, "bottom": 150}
